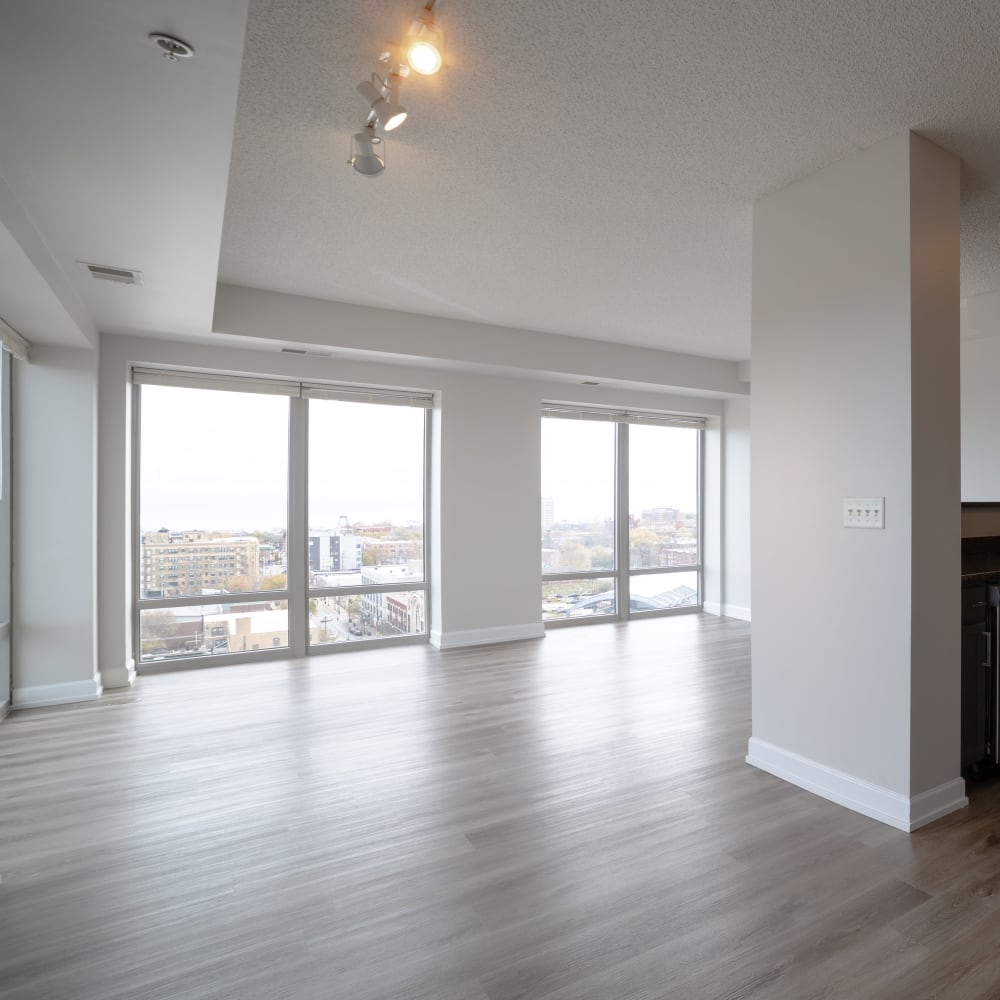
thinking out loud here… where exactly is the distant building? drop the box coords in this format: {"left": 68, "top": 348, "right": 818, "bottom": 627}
{"left": 308, "top": 527, "right": 362, "bottom": 573}
{"left": 359, "top": 565, "right": 424, "bottom": 635}
{"left": 386, "top": 591, "right": 425, "bottom": 635}
{"left": 541, "top": 548, "right": 561, "bottom": 573}
{"left": 541, "top": 496, "right": 555, "bottom": 532}
{"left": 641, "top": 507, "right": 680, "bottom": 526}
{"left": 202, "top": 608, "right": 288, "bottom": 653}
{"left": 361, "top": 537, "right": 421, "bottom": 565}
{"left": 141, "top": 530, "right": 260, "bottom": 598}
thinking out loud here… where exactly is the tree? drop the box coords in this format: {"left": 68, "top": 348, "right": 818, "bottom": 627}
{"left": 261, "top": 573, "right": 287, "bottom": 590}
{"left": 590, "top": 546, "right": 614, "bottom": 570}
{"left": 629, "top": 529, "right": 661, "bottom": 569}
{"left": 557, "top": 541, "right": 591, "bottom": 572}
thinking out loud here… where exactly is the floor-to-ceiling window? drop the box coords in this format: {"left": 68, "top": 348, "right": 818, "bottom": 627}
{"left": 133, "top": 369, "right": 430, "bottom": 669}
{"left": 307, "top": 392, "right": 427, "bottom": 644}
{"left": 0, "top": 349, "right": 11, "bottom": 711}
{"left": 540, "top": 416, "right": 618, "bottom": 620}
{"left": 541, "top": 406, "right": 702, "bottom": 624}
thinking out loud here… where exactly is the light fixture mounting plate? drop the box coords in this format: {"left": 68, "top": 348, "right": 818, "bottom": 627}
{"left": 149, "top": 33, "right": 195, "bottom": 61}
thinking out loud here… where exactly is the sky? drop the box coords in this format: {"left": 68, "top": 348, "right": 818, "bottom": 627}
{"left": 139, "top": 387, "right": 423, "bottom": 532}
{"left": 541, "top": 418, "right": 698, "bottom": 523}
{"left": 140, "top": 385, "right": 698, "bottom": 534}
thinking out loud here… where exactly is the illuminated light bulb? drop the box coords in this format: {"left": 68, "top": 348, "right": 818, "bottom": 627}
{"left": 406, "top": 37, "right": 442, "bottom": 75}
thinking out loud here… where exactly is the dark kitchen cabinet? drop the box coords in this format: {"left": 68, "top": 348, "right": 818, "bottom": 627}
{"left": 961, "top": 583, "right": 998, "bottom": 776}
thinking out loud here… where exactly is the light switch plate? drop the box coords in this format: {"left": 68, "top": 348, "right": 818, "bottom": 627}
{"left": 844, "top": 497, "right": 884, "bottom": 529}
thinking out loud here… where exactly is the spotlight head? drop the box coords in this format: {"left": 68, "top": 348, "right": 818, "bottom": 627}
{"left": 405, "top": 9, "right": 443, "bottom": 75}
{"left": 356, "top": 79, "right": 408, "bottom": 131}
{"left": 350, "top": 129, "right": 385, "bottom": 176}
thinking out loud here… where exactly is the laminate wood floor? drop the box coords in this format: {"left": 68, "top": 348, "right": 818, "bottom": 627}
{"left": 2, "top": 614, "right": 1000, "bottom": 999}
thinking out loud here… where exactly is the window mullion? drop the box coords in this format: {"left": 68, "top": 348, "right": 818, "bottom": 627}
{"left": 616, "top": 422, "right": 629, "bottom": 621}
{"left": 288, "top": 396, "right": 309, "bottom": 657}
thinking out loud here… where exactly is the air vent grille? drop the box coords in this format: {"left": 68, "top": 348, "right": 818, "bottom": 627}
{"left": 281, "top": 347, "right": 332, "bottom": 358}
{"left": 79, "top": 262, "right": 143, "bottom": 285}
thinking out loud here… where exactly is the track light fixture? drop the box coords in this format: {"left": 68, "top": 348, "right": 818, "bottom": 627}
{"left": 357, "top": 73, "right": 408, "bottom": 132}
{"left": 349, "top": 1, "right": 445, "bottom": 176}
{"left": 404, "top": 0, "right": 444, "bottom": 76}
{"left": 349, "top": 123, "right": 385, "bottom": 177}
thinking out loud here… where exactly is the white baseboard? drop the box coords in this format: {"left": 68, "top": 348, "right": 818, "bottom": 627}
{"left": 13, "top": 675, "right": 103, "bottom": 710}
{"left": 722, "top": 604, "right": 751, "bottom": 621}
{"left": 430, "top": 623, "right": 545, "bottom": 650}
{"left": 746, "top": 737, "right": 968, "bottom": 833}
{"left": 101, "top": 658, "right": 136, "bottom": 689}
{"left": 703, "top": 602, "right": 751, "bottom": 622}
{"left": 0, "top": 698, "right": 9, "bottom": 720}
{"left": 908, "top": 778, "right": 970, "bottom": 831}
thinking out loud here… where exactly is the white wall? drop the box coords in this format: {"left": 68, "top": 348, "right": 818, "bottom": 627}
{"left": 722, "top": 396, "right": 751, "bottom": 619}
{"left": 98, "top": 334, "right": 727, "bottom": 662}
{"left": 749, "top": 132, "right": 962, "bottom": 830}
{"left": 13, "top": 345, "right": 102, "bottom": 706}
{"left": 213, "top": 284, "right": 748, "bottom": 398}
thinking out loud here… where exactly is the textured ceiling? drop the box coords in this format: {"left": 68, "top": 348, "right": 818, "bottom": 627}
{"left": 221, "top": 0, "right": 1000, "bottom": 361}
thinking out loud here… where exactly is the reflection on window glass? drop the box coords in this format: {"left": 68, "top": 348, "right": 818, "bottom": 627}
{"left": 139, "top": 386, "right": 289, "bottom": 599}
{"left": 629, "top": 571, "right": 699, "bottom": 612}
{"left": 308, "top": 400, "right": 425, "bottom": 591}
{"left": 628, "top": 425, "right": 698, "bottom": 570}
{"left": 541, "top": 419, "right": 615, "bottom": 574}
{"left": 542, "top": 577, "right": 616, "bottom": 621}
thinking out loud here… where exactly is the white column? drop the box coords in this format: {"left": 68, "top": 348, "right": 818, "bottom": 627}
{"left": 13, "top": 344, "right": 103, "bottom": 707}
{"left": 430, "top": 374, "right": 544, "bottom": 648}
{"left": 722, "top": 396, "right": 751, "bottom": 621}
{"left": 96, "top": 336, "right": 135, "bottom": 688}
{"left": 747, "top": 132, "right": 963, "bottom": 831}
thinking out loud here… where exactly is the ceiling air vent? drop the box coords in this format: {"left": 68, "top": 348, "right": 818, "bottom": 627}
{"left": 281, "top": 347, "right": 332, "bottom": 358}
{"left": 79, "top": 261, "right": 143, "bottom": 285}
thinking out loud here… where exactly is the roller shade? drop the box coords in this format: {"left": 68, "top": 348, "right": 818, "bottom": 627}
{"left": 541, "top": 403, "right": 705, "bottom": 428}
{"left": 132, "top": 368, "right": 298, "bottom": 395}
{"left": 301, "top": 384, "right": 432, "bottom": 408}
{"left": 0, "top": 318, "right": 30, "bottom": 362}
{"left": 132, "top": 367, "right": 433, "bottom": 407}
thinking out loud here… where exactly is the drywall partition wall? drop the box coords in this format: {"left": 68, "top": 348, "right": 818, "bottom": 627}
{"left": 749, "top": 132, "right": 963, "bottom": 831}
{"left": 97, "top": 334, "right": 725, "bottom": 663}
{"left": 722, "top": 396, "right": 750, "bottom": 620}
{"left": 13, "top": 345, "right": 102, "bottom": 707}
